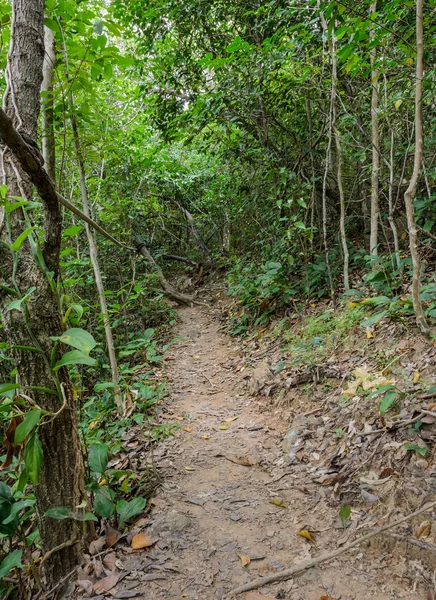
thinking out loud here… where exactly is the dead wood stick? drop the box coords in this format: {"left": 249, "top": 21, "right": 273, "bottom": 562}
{"left": 231, "top": 500, "right": 436, "bottom": 596}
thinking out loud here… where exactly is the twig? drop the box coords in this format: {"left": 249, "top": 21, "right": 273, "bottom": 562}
{"left": 230, "top": 500, "right": 436, "bottom": 595}
{"left": 39, "top": 539, "right": 79, "bottom": 569}
{"left": 418, "top": 391, "right": 436, "bottom": 400}
{"left": 382, "top": 531, "right": 436, "bottom": 553}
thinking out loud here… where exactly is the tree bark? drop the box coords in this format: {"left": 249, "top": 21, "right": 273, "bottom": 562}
{"left": 41, "top": 26, "right": 56, "bottom": 182}
{"left": 0, "top": 0, "right": 92, "bottom": 587}
{"left": 69, "top": 99, "right": 123, "bottom": 414}
{"left": 369, "top": 1, "right": 380, "bottom": 256}
{"left": 403, "top": 0, "right": 429, "bottom": 335}
{"left": 331, "top": 36, "right": 350, "bottom": 291}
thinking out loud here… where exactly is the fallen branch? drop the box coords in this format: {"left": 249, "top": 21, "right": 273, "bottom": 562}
{"left": 230, "top": 500, "right": 436, "bottom": 596}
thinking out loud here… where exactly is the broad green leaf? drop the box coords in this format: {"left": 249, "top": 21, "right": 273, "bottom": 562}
{"left": 94, "top": 489, "right": 115, "bottom": 519}
{"left": 45, "top": 506, "right": 98, "bottom": 522}
{"left": 339, "top": 505, "right": 351, "bottom": 526}
{"left": 24, "top": 432, "right": 43, "bottom": 484}
{"left": 116, "top": 497, "right": 146, "bottom": 525}
{"left": 0, "top": 383, "right": 19, "bottom": 397}
{"left": 0, "top": 482, "right": 12, "bottom": 500}
{"left": 361, "top": 310, "right": 388, "bottom": 327}
{"left": 3, "top": 499, "right": 35, "bottom": 524}
{"left": 380, "top": 391, "right": 397, "bottom": 415}
{"left": 11, "top": 226, "right": 37, "bottom": 251}
{"left": 88, "top": 443, "right": 109, "bottom": 474}
{"left": 0, "top": 549, "right": 22, "bottom": 578}
{"left": 57, "top": 328, "right": 96, "bottom": 354}
{"left": 63, "top": 224, "right": 82, "bottom": 238}
{"left": 7, "top": 287, "right": 36, "bottom": 313}
{"left": 15, "top": 410, "right": 41, "bottom": 444}
{"left": 54, "top": 350, "right": 97, "bottom": 371}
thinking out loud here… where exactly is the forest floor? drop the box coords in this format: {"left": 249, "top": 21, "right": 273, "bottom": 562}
{"left": 109, "top": 301, "right": 436, "bottom": 600}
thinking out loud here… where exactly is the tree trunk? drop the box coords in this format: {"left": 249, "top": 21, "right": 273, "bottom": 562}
{"left": 403, "top": 0, "right": 429, "bottom": 335}
{"left": 0, "top": 0, "right": 92, "bottom": 587}
{"left": 331, "top": 37, "right": 349, "bottom": 291}
{"left": 69, "top": 103, "right": 123, "bottom": 414}
{"left": 369, "top": 1, "right": 380, "bottom": 256}
{"left": 41, "top": 26, "right": 56, "bottom": 182}
{"left": 387, "top": 130, "right": 402, "bottom": 272}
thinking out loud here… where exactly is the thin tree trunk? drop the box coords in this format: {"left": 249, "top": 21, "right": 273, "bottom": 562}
{"left": 404, "top": 0, "right": 429, "bottom": 335}
{"left": 387, "top": 131, "right": 402, "bottom": 272}
{"left": 370, "top": 1, "right": 380, "bottom": 256}
{"left": 68, "top": 103, "right": 124, "bottom": 414}
{"left": 331, "top": 37, "right": 350, "bottom": 291}
{"left": 41, "top": 26, "right": 56, "bottom": 182}
{"left": 0, "top": 0, "right": 92, "bottom": 585}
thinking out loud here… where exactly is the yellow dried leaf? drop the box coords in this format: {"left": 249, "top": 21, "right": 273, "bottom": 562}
{"left": 366, "top": 328, "right": 374, "bottom": 339}
{"left": 406, "top": 57, "right": 413, "bottom": 65}
{"left": 132, "top": 533, "right": 155, "bottom": 549}
{"left": 413, "top": 372, "right": 420, "bottom": 383}
{"left": 203, "top": 434, "right": 209, "bottom": 440}
{"left": 298, "top": 529, "right": 314, "bottom": 542}
{"left": 174, "top": 416, "right": 184, "bottom": 421}
{"left": 395, "top": 98, "right": 403, "bottom": 109}
{"left": 89, "top": 420, "right": 100, "bottom": 430}
{"left": 225, "top": 416, "right": 238, "bottom": 423}
{"left": 183, "top": 427, "right": 192, "bottom": 432}
{"left": 270, "top": 498, "right": 288, "bottom": 509}
{"left": 185, "top": 466, "right": 195, "bottom": 471}
{"left": 348, "top": 301, "right": 360, "bottom": 308}
{"left": 219, "top": 424, "right": 230, "bottom": 430}
{"left": 238, "top": 554, "right": 251, "bottom": 567}
{"left": 192, "top": 355, "right": 200, "bottom": 359}
{"left": 401, "top": 232, "right": 407, "bottom": 240}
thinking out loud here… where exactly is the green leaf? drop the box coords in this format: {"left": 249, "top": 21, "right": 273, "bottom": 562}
{"left": 15, "top": 410, "right": 41, "bottom": 444}
{"left": 405, "top": 443, "right": 427, "bottom": 456}
{"left": 0, "top": 549, "right": 22, "bottom": 578}
{"left": 339, "top": 505, "right": 351, "bottom": 526}
{"left": 24, "top": 432, "right": 43, "bottom": 484}
{"left": 94, "top": 489, "right": 115, "bottom": 519}
{"left": 45, "top": 507, "right": 97, "bottom": 522}
{"left": 116, "top": 497, "right": 146, "bottom": 525}
{"left": 11, "top": 226, "right": 37, "bottom": 251}
{"left": 360, "top": 296, "right": 391, "bottom": 306}
{"left": 0, "top": 383, "right": 19, "bottom": 397}
{"left": 54, "top": 350, "right": 97, "bottom": 371}
{"left": 63, "top": 224, "right": 82, "bottom": 238}
{"left": 380, "top": 391, "right": 397, "bottom": 415}
{"left": 57, "top": 328, "right": 96, "bottom": 354}
{"left": 361, "top": 310, "right": 388, "bottom": 327}
{"left": 2, "top": 499, "right": 35, "bottom": 524}
{"left": 88, "top": 443, "right": 109, "bottom": 474}
{"left": 7, "top": 287, "right": 36, "bottom": 313}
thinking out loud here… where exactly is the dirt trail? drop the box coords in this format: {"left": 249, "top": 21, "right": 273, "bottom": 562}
{"left": 134, "top": 307, "right": 416, "bottom": 600}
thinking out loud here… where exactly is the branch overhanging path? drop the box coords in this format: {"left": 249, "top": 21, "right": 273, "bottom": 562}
{"left": 0, "top": 108, "right": 194, "bottom": 306}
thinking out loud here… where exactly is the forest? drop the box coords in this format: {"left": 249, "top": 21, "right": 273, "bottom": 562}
{"left": 0, "top": 0, "right": 436, "bottom": 598}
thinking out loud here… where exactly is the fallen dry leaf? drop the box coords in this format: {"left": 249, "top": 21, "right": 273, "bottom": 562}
{"left": 183, "top": 427, "right": 192, "bottom": 432}
{"left": 105, "top": 525, "right": 122, "bottom": 549}
{"left": 219, "top": 424, "right": 230, "bottom": 430}
{"left": 269, "top": 498, "right": 288, "bottom": 509}
{"left": 93, "top": 574, "right": 119, "bottom": 593}
{"left": 185, "top": 466, "right": 195, "bottom": 471}
{"left": 413, "top": 371, "right": 420, "bottom": 383}
{"left": 132, "top": 533, "right": 156, "bottom": 549}
{"left": 77, "top": 579, "right": 93, "bottom": 595}
{"left": 298, "top": 529, "right": 314, "bottom": 542}
{"left": 225, "top": 416, "right": 238, "bottom": 423}
{"left": 203, "top": 434, "right": 209, "bottom": 440}
{"left": 102, "top": 552, "right": 117, "bottom": 570}
{"left": 416, "top": 521, "right": 432, "bottom": 540}
{"left": 89, "top": 536, "right": 106, "bottom": 555}
{"left": 238, "top": 554, "right": 251, "bottom": 567}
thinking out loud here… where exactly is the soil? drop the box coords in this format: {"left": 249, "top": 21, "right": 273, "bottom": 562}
{"left": 128, "top": 306, "right": 427, "bottom": 600}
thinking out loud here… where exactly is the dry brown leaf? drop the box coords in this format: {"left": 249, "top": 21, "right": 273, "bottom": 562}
{"left": 416, "top": 521, "right": 432, "bottom": 540}
{"left": 269, "top": 498, "right": 288, "bottom": 509}
{"left": 183, "top": 427, "right": 192, "bottom": 432}
{"left": 102, "top": 552, "right": 117, "bottom": 570}
{"left": 132, "top": 533, "right": 156, "bottom": 549}
{"left": 238, "top": 554, "right": 251, "bottom": 567}
{"left": 105, "top": 525, "right": 122, "bottom": 549}
{"left": 203, "top": 434, "right": 209, "bottom": 440}
{"left": 93, "top": 574, "right": 119, "bottom": 592}
{"left": 89, "top": 537, "right": 106, "bottom": 555}
{"left": 298, "top": 529, "right": 314, "bottom": 542}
